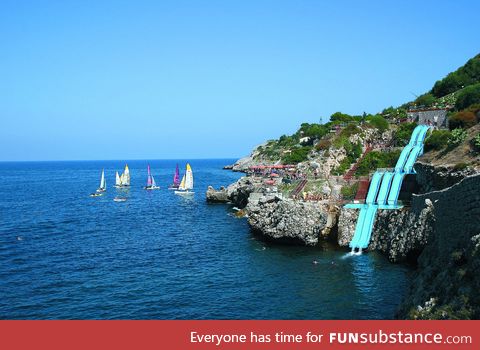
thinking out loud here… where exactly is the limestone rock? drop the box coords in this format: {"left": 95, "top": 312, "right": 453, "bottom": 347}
{"left": 247, "top": 197, "right": 329, "bottom": 246}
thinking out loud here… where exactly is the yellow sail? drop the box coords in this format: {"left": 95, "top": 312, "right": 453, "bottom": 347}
{"left": 185, "top": 163, "right": 193, "bottom": 190}
{"left": 179, "top": 174, "right": 186, "bottom": 190}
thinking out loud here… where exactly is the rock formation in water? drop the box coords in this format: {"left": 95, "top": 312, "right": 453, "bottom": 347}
{"left": 246, "top": 195, "right": 330, "bottom": 245}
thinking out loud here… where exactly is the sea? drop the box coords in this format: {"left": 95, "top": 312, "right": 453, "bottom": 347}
{"left": 0, "top": 159, "right": 411, "bottom": 319}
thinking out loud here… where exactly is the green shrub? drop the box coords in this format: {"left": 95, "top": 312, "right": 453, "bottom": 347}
{"left": 299, "top": 123, "right": 329, "bottom": 139}
{"left": 341, "top": 182, "right": 359, "bottom": 200}
{"left": 453, "top": 162, "right": 468, "bottom": 171}
{"left": 424, "top": 130, "right": 451, "bottom": 151}
{"left": 278, "top": 134, "right": 297, "bottom": 147}
{"left": 471, "top": 133, "right": 480, "bottom": 151}
{"left": 394, "top": 122, "right": 417, "bottom": 146}
{"left": 332, "top": 157, "right": 353, "bottom": 176}
{"left": 447, "top": 128, "right": 467, "bottom": 148}
{"left": 467, "top": 103, "right": 480, "bottom": 116}
{"left": 340, "top": 123, "right": 361, "bottom": 137}
{"left": 366, "top": 114, "right": 389, "bottom": 132}
{"left": 315, "top": 139, "right": 331, "bottom": 151}
{"left": 355, "top": 150, "right": 401, "bottom": 176}
{"left": 331, "top": 141, "right": 362, "bottom": 176}
{"left": 448, "top": 110, "right": 477, "bottom": 130}
{"left": 431, "top": 54, "right": 480, "bottom": 97}
{"left": 330, "top": 112, "right": 361, "bottom": 123}
{"left": 455, "top": 83, "right": 480, "bottom": 110}
{"left": 282, "top": 146, "right": 312, "bottom": 164}
{"left": 415, "top": 93, "right": 436, "bottom": 107}
{"left": 332, "top": 125, "right": 362, "bottom": 150}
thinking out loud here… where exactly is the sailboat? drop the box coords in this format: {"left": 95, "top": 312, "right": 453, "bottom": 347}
{"left": 144, "top": 164, "right": 160, "bottom": 190}
{"left": 115, "top": 171, "right": 121, "bottom": 187}
{"left": 90, "top": 169, "right": 106, "bottom": 197}
{"left": 175, "top": 163, "right": 194, "bottom": 195}
{"left": 96, "top": 169, "right": 106, "bottom": 192}
{"left": 115, "top": 164, "right": 130, "bottom": 188}
{"left": 168, "top": 164, "right": 181, "bottom": 190}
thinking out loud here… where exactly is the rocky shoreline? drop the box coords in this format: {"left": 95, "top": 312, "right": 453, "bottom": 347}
{"left": 207, "top": 160, "right": 480, "bottom": 319}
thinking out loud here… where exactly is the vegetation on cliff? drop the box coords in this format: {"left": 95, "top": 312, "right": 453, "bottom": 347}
{"left": 431, "top": 54, "right": 480, "bottom": 98}
{"left": 355, "top": 150, "right": 401, "bottom": 176}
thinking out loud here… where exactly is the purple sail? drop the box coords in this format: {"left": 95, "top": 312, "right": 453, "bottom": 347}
{"left": 173, "top": 164, "right": 180, "bottom": 185}
{"left": 147, "top": 165, "right": 152, "bottom": 186}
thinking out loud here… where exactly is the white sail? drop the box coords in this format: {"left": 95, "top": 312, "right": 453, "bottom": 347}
{"left": 115, "top": 171, "right": 121, "bottom": 186}
{"left": 151, "top": 175, "right": 156, "bottom": 187}
{"left": 184, "top": 163, "right": 193, "bottom": 190}
{"left": 99, "top": 169, "right": 106, "bottom": 190}
{"left": 122, "top": 164, "right": 130, "bottom": 186}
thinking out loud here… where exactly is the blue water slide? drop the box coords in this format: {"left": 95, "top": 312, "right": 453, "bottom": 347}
{"left": 358, "top": 206, "right": 378, "bottom": 249}
{"left": 349, "top": 206, "right": 378, "bottom": 250}
{"left": 394, "top": 145, "right": 413, "bottom": 172}
{"left": 403, "top": 145, "right": 422, "bottom": 173}
{"left": 348, "top": 124, "right": 432, "bottom": 251}
{"left": 376, "top": 171, "right": 394, "bottom": 205}
{"left": 387, "top": 172, "right": 405, "bottom": 206}
{"left": 408, "top": 125, "right": 423, "bottom": 146}
{"left": 415, "top": 125, "right": 430, "bottom": 151}
{"left": 365, "top": 172, "right": 384, "bottom": 204}
{"left": 349, "top": 207, "right": 368, "bottom": 248}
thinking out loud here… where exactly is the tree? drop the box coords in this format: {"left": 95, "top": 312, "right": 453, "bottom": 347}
{"left": 431, "top": 54, "right": 480, "bottom": 97}
{"left": 414, "top": 93, "right": 436, "bottom": 107}
{"left": 330, "top": 112, "right": 358, "bottom": 123}
{"left": 394, "top": 122, "right": 416, "bottom": 146}
{"left": 455, "top": 83, "right": 480, "bottom": 110}
{"left": 366, "top": 115, "right": 389, "bottom": 132}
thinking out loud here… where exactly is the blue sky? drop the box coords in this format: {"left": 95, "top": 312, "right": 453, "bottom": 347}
{"left": 0, "top": 0, "right": 478, "bottom": 161}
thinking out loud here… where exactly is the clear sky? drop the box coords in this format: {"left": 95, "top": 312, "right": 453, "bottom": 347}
{"left": 0, "top": 0, "right": 478, "bottom": 161}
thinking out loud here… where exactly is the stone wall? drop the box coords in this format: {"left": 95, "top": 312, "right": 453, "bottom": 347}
{"left": 398, "top": 173, "right": 480, "bottom": 319}
{"left": 407, "top": 109, "right": 448, "bottom": 128}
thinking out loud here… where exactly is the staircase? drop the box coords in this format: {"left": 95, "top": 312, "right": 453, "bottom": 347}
{"left": 290, "top": 179, "right": 308, "bottom": 198}
{"left": 354, "top": 179, "right": 370, "bottom": 201}
{"left": 343, "top": 146, "right": 372, "bottom": 181}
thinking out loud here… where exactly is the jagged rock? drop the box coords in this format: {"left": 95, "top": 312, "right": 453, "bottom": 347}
{"left": 247, "top": 197, "right": 329, "bottom": 245}
{"left": 369, "top": 205, "right": 435, "bottom": 262}
{"left": 415, "top": 162, "right": 478, "bottom": 192}
{"left": 337, "top": 209, "right": 358, "bottom": 246}
{"left": 206, "top": 176, "right": 263, "bottom": 208}
{"left": 338, "top": 199, "right": 435, "bottom": 262}
{"left": 206, "top": 186, "right": 229, "bottom": 203}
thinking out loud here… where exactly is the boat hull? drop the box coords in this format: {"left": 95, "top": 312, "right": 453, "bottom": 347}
{"left": 144, "top": 186, "right": 160, "bottom": 190}
{"left": 174, "top": 190, "right": 194, "bottom": 196}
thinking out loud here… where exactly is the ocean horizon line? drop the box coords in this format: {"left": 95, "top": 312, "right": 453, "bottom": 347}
{"left": 0, "top": 157, "right": 241, "bottom": 163}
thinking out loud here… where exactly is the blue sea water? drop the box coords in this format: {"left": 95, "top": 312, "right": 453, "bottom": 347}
{"left": 0, "top": 159, "right": 410, "bottom": 319}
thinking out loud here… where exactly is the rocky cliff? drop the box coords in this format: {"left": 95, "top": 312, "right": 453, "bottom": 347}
{"left": 338, "top": 172, "right": 480, "bottom": 318}
{"left": 246, "top": 195, "right": 330, "bottom": 245}
{"left": 397, "top": 173, "right": 480, "bottom": 319}
{"left": 338, "top": 200, "right": 435, "bottom": 263}
{"left": 206, "top": 176, "right": 260, "bottom": 208}
{"left": 415, "top": 161, "right": 478, "bottom": 192}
